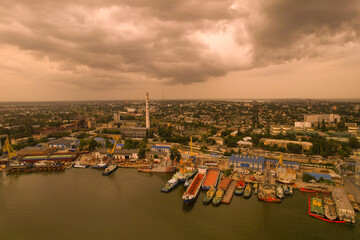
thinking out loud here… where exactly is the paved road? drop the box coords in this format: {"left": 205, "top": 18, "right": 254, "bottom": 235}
{"left": 344, "top": 177, "right": 360, "bottom": 203}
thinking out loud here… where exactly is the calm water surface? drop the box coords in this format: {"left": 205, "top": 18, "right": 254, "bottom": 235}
{"left": 0, "top": 168, "right": 359, "bottom": 240}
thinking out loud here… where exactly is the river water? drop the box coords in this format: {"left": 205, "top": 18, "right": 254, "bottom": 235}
{"left": 0, "top": 168, "right": 359, "bottom": 240}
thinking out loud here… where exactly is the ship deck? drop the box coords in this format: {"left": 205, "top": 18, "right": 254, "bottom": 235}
{"left": 187, "top": 174, "right": 205, "bottom": 195}
{"left": 202, "top": 169, "right": 220, "bottom": 187}
{"left": 222, "top": 180, "right": 236, "bottom": 204}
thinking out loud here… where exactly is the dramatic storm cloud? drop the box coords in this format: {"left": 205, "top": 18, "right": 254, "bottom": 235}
{"left": 0, "top": 0, "right": 359, "bottom": 100}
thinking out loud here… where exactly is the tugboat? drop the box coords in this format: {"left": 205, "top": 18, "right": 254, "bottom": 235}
{"left": 276, "top": 185, "right": 284, "bottom": 199}
{"left": 243, "top": 184, "right": 252, "bottom": 199}
{"left": 234, "top": 180, "right": 245, "bottom": 196}
{"left": 92, "top": 160, "right": 108, "bottom": 169}
{"left": 212, "top": 189, "right": 225, "bottom": 206}
{"left": 161, "top": 178, "right": 180, "bottom": 193}
{"left": 253, "top": 183, "right": 258, "bottom": 195}
{"left": 102, "top": 164, "right": 117, "bottom": 175}
{"left": 283, "top": 185, "right": 290, "bottom": 195}
{"left": 203, "top": 187, "right": 216, "bottom": 205}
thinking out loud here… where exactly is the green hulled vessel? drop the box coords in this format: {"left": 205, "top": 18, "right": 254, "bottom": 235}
{"left": 212, "top": 189, "right": 225, "bottom": 206}
{"left": 243, "top": 185, "right": 252, "bottom": 198}
{"left": 203, "top": 187, "right": 216, "bottom": 205}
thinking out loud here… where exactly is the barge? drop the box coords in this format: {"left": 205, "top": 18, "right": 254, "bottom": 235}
{"left": 182, "top": 167, "right": 207, "bottom": 205}
{"left": 201, "top": 168, "right": 221, "bottom": 190}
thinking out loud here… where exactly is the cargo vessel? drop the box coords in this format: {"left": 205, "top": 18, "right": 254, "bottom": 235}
{"left": 161, "top": 178, "right": 180, "bottom": 193}
{"left": 102, "top": 164, "right": 117, "bottom": 175}
{"left": 182, "top": 167, "right": 207, "bottom": 205}
{"left": 201, "top": 168, "right": 221, "bottom": 190}
{"left": 203, "top": 187, "right": 216, "bottom": 205}
{"left": 243, "top": 184, "right": 252, "bottom": 199}
{"left": 234, "top": 180, "right": 245, "bottom": 196}
{"left": 221, "top": 180, "right": 236, "bottom": 204}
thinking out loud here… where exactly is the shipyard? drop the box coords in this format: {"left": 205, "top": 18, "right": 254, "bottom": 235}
{"left": 1, "top": 95, "right": 360, "bottom": 234}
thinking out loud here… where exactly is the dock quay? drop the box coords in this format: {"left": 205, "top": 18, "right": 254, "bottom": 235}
{"left": 222, "top": 180, "right": 236, "bottom": 204}
{"left": 6, "top": 165, "right": 65, "bottom": 174}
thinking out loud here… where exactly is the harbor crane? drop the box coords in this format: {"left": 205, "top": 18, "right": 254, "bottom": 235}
{"left": 107, "top": 137, "right": 120, "bottom": 158}
{"left": 2, "top": 136, "right": 17, "bottom": 160}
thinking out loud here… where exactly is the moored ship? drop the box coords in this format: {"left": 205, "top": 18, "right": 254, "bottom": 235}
{"left": 243, "top": 184, "right": 252, "bottom": 199}
{"left": 102, "top": 164, "right": 117, "bottom": 175}
{"left": 73, "top": 161, "right": 89, "bottom": 168}
{"left": 212, "top": 189, "right": 225, "bottom": 206}
{"left": 161, "top": 178, "right": 180, "bottom": 193}
{"left": 234, "top": 180, "right": 245, "bottom": 196}
{"left": 276, "top": 185, "right": 284, "bottom": 199}
{"left": 203, "top": 187, "right": 216, "bottom": 205}
{"left": 182, "top": 167, "right": 207, "bottom": 205}
{"left": 92, "top": 160, "right": 108, "bottom": 169}
{"left": 201, "top": 168, "right": 221, "bottom": 190}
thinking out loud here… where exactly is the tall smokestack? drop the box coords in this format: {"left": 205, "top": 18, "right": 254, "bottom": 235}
{"left": 146, "top": 92, "right": 150, "bottom": 130}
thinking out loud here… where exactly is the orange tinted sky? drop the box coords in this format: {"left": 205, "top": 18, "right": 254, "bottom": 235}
{"left": 0, "top": 0, "right": 360, "bottom": 101}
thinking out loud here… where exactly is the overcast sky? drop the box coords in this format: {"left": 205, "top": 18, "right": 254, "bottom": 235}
{"left": 0, "top": 0, "right": 359, "bottom": 101}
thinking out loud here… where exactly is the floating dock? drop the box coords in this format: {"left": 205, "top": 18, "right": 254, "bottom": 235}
{"left": 222, "top": 180, "right": 236, "bottom": 204}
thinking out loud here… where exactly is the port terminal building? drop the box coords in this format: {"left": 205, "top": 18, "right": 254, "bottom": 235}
{"left": 229, "top": 154, "right": 300, "bottom": 172}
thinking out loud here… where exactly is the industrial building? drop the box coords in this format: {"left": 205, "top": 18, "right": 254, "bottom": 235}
{"left": 47, "top": 138, "right": 77, "bottom": 150}
{"left": 229, "top": 155, "right": 265, "bottom": 171}
{"left": 17, "top": 146, "right": 51, "bottom": 156}
{"left": 229, "top": 154, "right": 300, "bottom": 172}
{"left": 150, "top": 145, "right": 171, "bottom": 153}
{"left": 94, "top": 149, "right": 138, "bottom": 160}
{"left": 332, "top": 187, "right": 356, "bottom": 223}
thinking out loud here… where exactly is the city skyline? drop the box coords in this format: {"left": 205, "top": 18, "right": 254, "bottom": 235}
{"left": 1, "top": 0, "right": 360, "bottom": 101}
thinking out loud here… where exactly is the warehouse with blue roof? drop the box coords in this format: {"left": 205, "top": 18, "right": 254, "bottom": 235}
{"left": 229, "top": 154, "right": 300, "bottom": 171}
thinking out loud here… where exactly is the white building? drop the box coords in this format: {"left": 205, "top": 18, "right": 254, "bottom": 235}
{"left": 294, "top": 122, "right": 312, "bottom": 129}
{"left": 304, "top": 114, "right": 340, "bottom": 124}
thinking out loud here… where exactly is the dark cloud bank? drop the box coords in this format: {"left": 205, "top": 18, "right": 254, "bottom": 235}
{"left": 0, "top": 0, "right": 359, "bottom": 88}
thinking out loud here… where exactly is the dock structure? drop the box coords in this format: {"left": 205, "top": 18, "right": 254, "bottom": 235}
{"left": 218, "top": 177, "right": 232, "bottom": 191}
{"left": 6, "top": 166, "right": 65, "bottom": 174}
{"left": 332, "top": 187, "right": 356, "bottom": 223}
{"left": 222, "top": 181, "right": 236, "bottom": 204}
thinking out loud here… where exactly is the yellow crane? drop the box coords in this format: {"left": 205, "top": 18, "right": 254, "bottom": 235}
{"left": 2, "top": 136, "right": 17, "bottom": 159}
{"left": 276, "top": 154, "right": 285, "bottom": 170}
{"left": 107, "top": 137, "right": 120, "bottom": 158}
